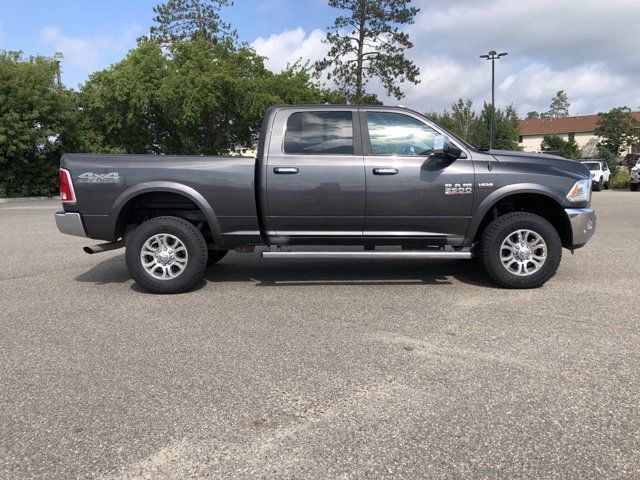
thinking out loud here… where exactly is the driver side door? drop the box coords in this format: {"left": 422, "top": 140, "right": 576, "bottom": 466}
{"left": 361, "top": 110, "right": 475, "bottom": 243}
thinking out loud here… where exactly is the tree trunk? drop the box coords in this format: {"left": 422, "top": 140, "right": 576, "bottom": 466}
{"left": 194, "top": 0, "right": 206, "bottom": 36}
{"left": 354, "top": 0, "right": 366, "bottom": 103}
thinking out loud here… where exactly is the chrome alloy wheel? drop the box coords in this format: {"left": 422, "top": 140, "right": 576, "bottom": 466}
{"left": 500, "top": 229, "right": 547, "bottom": 276}
{"left": 140, "top": 233, "right": 188, "bottom": 280}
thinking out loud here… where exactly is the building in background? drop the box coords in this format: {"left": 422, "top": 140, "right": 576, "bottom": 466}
{"left": 518, "top": 113, "right": 640, "bottom": 157}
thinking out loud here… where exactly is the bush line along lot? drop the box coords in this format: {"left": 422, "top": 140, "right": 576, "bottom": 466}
{"left": 1, "top": 191, "right": 639, "bottom": 478}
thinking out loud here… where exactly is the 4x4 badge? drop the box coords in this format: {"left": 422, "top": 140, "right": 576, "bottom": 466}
{"left": 77, "top": 172, "right": 121, "bottom": 184}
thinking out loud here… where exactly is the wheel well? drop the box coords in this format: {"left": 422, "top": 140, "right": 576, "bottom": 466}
{"left": 473, "top": 193, "right": 572, "bottom": 248}
{"left": 115, "top": 192, "right": 212, "bottom": 242}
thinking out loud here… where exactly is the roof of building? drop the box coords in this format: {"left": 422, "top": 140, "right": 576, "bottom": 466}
{"left": 519, "top": 112, "right": 640, "bottom": 136}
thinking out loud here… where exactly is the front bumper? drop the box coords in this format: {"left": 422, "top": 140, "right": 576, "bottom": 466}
{"left": 565, "top": 208, "right": 596, "bottom": 249}
{"left": 55, "top": 211, "right": 87, "bottom": 237}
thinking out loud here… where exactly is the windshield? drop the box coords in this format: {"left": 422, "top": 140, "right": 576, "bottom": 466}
{"left": 582, "top": 162, "right": 600, "bottom": 171}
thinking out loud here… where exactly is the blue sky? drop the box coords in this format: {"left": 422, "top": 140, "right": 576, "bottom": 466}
{"left": 1, "top": 0, "right": 639, "bottom": 115}
{"left": 0, "top": 0, "right": 335, "bottom": 87}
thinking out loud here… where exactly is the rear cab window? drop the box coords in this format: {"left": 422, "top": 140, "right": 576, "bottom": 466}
{"left": 283, "top": 111, "right": 354, "bottom": 155}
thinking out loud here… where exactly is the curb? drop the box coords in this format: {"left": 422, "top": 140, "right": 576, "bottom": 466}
{"left": 0, "top": 196, "right": 60, "bottom": 204}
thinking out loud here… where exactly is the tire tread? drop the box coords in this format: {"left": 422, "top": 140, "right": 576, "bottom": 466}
{"left": 480, "top": 212, "right": 561, "bottom": 289}
{"left": 126, "top": 216, "right": 208, "bottom": 294}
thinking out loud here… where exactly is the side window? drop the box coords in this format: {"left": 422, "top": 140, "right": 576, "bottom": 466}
{"left": 366, "top": 112, "right": 438, "bottom": 156}
{"left": 603, "top": 163, "right": 608, "bottom": 171}
{"left": 283, "top": 111, "right": 354, "bottom": 154}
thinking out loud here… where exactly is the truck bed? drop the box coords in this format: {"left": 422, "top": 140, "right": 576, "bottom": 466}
{"left": 61, "top": 153, "right": 261, "bottom": 245}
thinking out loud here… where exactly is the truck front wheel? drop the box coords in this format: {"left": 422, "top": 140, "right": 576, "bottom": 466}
{"left": 125, "top": 216, "right": 208, "bottom": 294}
{"left": 480, "top": 212, "right": 562, "bottom": 289}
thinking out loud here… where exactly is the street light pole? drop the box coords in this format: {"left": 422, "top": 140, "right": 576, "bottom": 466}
{"left": 480, "top": 50, "right": 507, "bottom": 150}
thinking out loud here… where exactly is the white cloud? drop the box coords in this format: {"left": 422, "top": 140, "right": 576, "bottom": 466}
{"left": 41, "top": 24, "right": 141, "bottom": 86}
{"left": 250, "top": 0, "right": 640, "bottom": 116}
{"left": 401, "top": 0, "right": 640, "bottom": 114}
{"left": 251, "top": 27, "right": 327, "bottom": 72}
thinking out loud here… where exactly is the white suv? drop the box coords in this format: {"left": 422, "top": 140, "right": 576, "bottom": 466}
{"left": 581, "top": 160, "right": 610, "bottom": 191}
{"left": 630, "top": 159, "right": 640, "bottom": 191}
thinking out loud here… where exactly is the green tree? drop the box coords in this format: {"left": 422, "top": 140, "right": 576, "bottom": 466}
{"left": 426, "top": 98, "right": 478, "bottom": 143}
{"left": 0, "top": 51, "right": 97, "bottom": 197}
{"left": 471, "top": 103, "right": 521, "bottom": 151}
{"left": 315, "top": 0, "right": 420, "bottom": 103}
{"left": 80, "top": 39, "right": 337, "bottom": 155}
{"left": 150, "top": 0, "right": 236, "bottom": 44}
{"left": 450, "top": 98, "right": 477, "bottom": 140}
{"left": 545, "top": 90, "right": 570, "bottom": 118}
{"left": 540, "top": 134, "right": 581, "bottom": 159}
{"left": 594, "top": 106, "right": 640, "bottom": 159}
{"left": 525, "top": 111, "right": 540, "bottom": 120}
{"left": 425, "top": 110, "right": 455, "bottom": 132}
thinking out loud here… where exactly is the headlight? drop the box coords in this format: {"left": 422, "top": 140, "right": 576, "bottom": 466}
{"left": 566, "top": 179, "right": 591, "bottom": 203}
{"left": 590, "top": 172, "right": 595, "bottom": 178}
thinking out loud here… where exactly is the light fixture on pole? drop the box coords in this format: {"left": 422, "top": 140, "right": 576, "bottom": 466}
{"left": 480, "top": 50, "right": 507, "bottom": 150}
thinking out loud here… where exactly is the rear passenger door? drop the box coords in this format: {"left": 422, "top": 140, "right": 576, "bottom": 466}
{"left": 265, "top": 108, "right": 366, "bottom": 238}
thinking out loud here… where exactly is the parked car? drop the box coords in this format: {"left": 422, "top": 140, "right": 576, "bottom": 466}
{"left": 630, "top": 159, "right": 640, "bottom": 191}
{"left": 55, "top": 105, "right": 596, "bottom": 293}
{"left": 580, "top": 160, "right": 610, "bottom": 191}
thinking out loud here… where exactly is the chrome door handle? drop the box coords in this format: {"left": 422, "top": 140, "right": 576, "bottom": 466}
{"left": 373, "top": 168, "right": 398, "bottom": 175}
{"left": 273, "top": 167, "right": 299, "bottom": 174}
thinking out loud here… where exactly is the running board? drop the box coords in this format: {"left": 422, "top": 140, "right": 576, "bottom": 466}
{"left": 262, "top": 251, "right": 472, "bottom": 260}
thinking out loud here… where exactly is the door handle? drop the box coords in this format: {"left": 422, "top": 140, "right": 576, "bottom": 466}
{"left": 373, "top": 168, "right": 398, "bottom": 175}
{"left": 274, "top": 167, "right": 299, "bottom": 174}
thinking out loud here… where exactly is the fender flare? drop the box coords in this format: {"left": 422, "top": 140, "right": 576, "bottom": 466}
{"left": 463, "top": 183, "right": 566, "bottom": 247}
{"left": 111, "top": 181, "right": 225, "bottom": 247}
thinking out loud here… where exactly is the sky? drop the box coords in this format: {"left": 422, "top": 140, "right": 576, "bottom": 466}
{"left": 1, "top": 0, "right": 639, "bottom": 116}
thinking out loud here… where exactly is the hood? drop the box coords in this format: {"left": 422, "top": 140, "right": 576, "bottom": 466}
{"left": 489, "top": 150, "right": 590, "bottom": 178}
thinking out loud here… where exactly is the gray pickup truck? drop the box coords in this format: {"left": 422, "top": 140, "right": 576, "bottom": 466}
{"left": 55, "top": 105, "right": 596, "bottom": 293}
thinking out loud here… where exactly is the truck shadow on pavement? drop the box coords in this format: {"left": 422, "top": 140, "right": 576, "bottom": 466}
{"left": 74, "top": 253, "right": 498, "bottom": 290}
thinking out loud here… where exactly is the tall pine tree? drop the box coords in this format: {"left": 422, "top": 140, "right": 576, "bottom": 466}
{"left": 545, "top": 90, "right": 570, "bottom": 118}
{"left": 315, "top": 0, "right": 420, "bottom": 103}
{"left": 150, "top": 0, "right": 236, "bottom": 44}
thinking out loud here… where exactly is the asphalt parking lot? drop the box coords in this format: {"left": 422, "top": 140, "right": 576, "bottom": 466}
{"left": 1, "top": 191, "right": 639, "bottom": 479}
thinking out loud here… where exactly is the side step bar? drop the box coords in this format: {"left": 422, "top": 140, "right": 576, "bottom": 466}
{"left": 262, "top": 251, "right": 472, "bottom": 260}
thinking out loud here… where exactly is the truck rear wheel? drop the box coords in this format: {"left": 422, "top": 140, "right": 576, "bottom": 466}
{"left": 480, "top": 212, "right": 561, "bottom": 289}
{"left": 125, "top": 216, "right": 208, "bottom": 294}
{"left": 631, "top": 184, "right": 639, "bottom": 192}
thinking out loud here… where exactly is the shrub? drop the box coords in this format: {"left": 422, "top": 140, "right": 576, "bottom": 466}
{"left": 609, "top": 169, "right": 630, "bottom": 189}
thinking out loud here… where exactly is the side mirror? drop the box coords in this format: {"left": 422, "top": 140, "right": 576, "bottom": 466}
{"left": 432, "top": 135, "right": 465, "bottom": 160}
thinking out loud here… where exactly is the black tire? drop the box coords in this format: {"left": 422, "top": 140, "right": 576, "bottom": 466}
{"left": 480, "top": 212, "right": 562, "bottom": 289}
{"left": 631, "top": 184, "right": 639, "bottom": 192}
{"left": 125, "top": 216, "right": 208, "bottom": 294}
{"left": 604, "top": 181, "right": 609, "bottom": 190}
{"left": 593, "top": 179, "right": 602, "bottom": 191}
{"left": 207, "top": 249, "right": 228, "bottom": 265}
